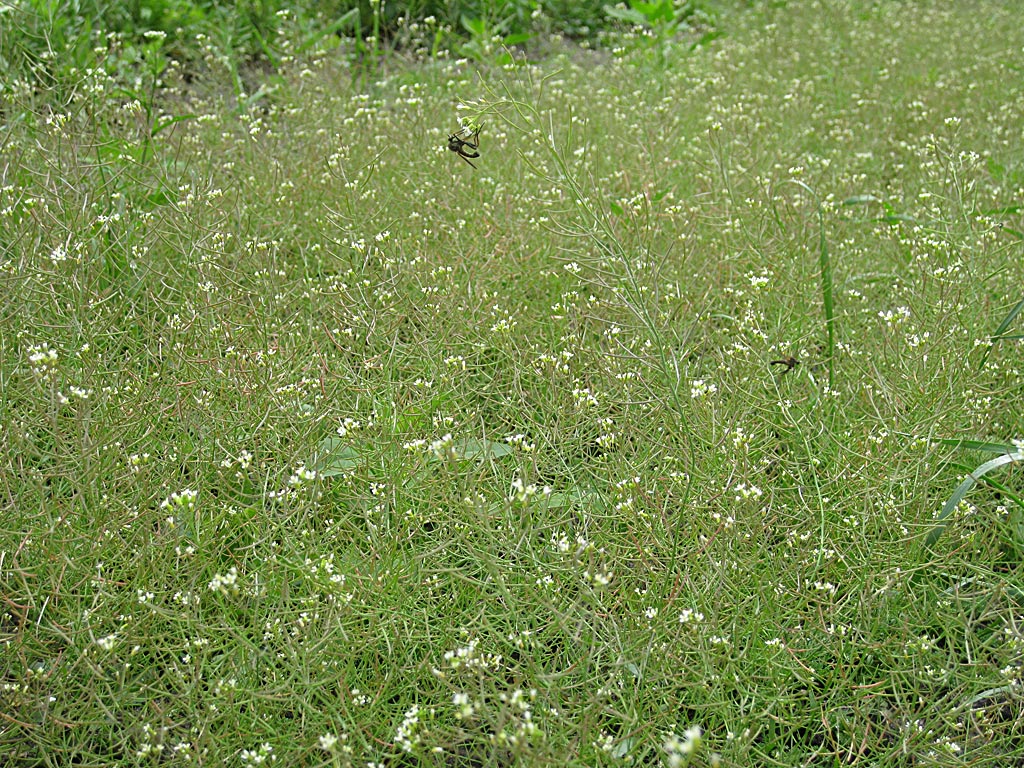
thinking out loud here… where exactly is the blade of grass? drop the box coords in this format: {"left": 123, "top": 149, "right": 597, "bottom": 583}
{"left": 789, "top": 180, "right": 835, "bottom": 390}
{"left": 920, "top": 436, "right": 1020, "bottom": 454}
{"left": 977, "top": 296, "right": 1024, "bottom": 370}
{"left": 296, "top": 8, "right": 360, "bottom": 54}
{"left": 925, "top": 451, "right": 1024, "bottom": 548}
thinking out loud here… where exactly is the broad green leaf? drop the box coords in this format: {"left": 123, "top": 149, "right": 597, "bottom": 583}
{"left": 612, "top": 738, "right": 634, "bottom": 759}
{"left": 503, "top": 32, "right": 533, "bottom": 46}
{"left": 311, "top": 437, "right": 364, "bottom": 477}
{"left": 460, "top": 14, "right": 486, "bottom": 36}
{"left": 426, "top": 437, "right": 515, "bottom": 463}
{"left": 604, "top": 5, "right": 648, "bottom": 25}
{"left": 452, "top": 437, "right": 514, "bottom": 461}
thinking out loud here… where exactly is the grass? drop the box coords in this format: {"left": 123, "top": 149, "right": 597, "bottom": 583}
{"left": 2, "top": 1, "right": 1024, "bottom": 766}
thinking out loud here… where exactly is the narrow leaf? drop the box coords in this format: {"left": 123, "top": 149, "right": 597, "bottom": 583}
{"left": 978, "top": 296, "right": 1024, "bottom": 370}
{"left": 926, "top": 437, "right": 1019, "bottom": 454}
{"left": 153, "top": 113, "right": 196, "bottom": 136}
{"left": 842, "top": 194, "right": 883, "bottom": 206}
{"left": 925, "top": 452, "right": 1024, "bottom": 547}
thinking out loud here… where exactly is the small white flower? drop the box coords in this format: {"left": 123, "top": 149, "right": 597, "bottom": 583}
{"left": 318, "top": 734, "right": 337, "bottom": 751}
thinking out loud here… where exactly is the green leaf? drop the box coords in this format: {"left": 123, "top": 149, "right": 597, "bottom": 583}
{"left": 296, "top": 8, "right": 360, "bottom": 54}
{"left": 311, "top": 437, "right": 364, "bottom": 477}
{"left": 625, "top": 0, "right": 677, "bottom": 24}
{"left": 538, "top": 486, "right": 609, "bottom": 512}
{"left": 152, "top": 113, "right": 196, "bottom": 136}
{"left": 788, "top": 179, "right": 835, "bottom": 391}
{"left": 692, "top": 30, "right": 723, "bottom": 49}
{"left": 503, "top": 32, "right": 533, "bottom": 46}
{"left": 612, "top": 738, "right": 634, "bottom": 759}
{"left": 604, "top": 4, "right": 648, "bottom": 25}
{"left": 454, "top": 437, "right": 514, "bottom": 461}
{"left": 988, "top": 297, "right": 1024, "bottom": 339}
{"left": 965, "top": 684, "right": 1023, "bottom": 711}
{"left": 460, "top": 14, "right": 486, "bottom": 37}
{"left": 978, "top": 296, "right": 1024, "bottom": 370}
{"left": 145, "top": 188, "right": 172, "bottom": 207}
{"left": 925, "top": 451, "right": 1024, "bottom": 547}
{"left": 537, "top": 491, "right": 574, "bottom": 509}
{"left": 425, "top": 437, "right": 515, "bottom": 464}
{"left": 925, "top": 437, "right": 1020, "bottom": 454}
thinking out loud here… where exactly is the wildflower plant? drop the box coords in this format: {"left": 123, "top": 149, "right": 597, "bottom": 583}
{"left": 1, "top": 1, "right": 1023, "bottom": 766}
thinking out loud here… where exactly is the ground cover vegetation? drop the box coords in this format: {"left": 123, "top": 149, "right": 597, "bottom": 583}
{"left": 2, "top": 0, "right": 1023, "bottom": 765}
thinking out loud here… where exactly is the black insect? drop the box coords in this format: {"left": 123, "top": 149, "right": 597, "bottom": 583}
{"left": 447, "top": 126, "right": 481, "bottom": 168}
{"left": 770, "top": 355, "right": 799, "bottom": 375}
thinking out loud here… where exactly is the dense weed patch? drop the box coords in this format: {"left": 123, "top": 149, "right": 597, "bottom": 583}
{"left": 2, "top": 1, "right": 1023, "bottom": 765}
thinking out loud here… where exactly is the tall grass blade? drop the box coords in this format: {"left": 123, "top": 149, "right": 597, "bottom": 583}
{"left": 920, "top": 436, "right": 1020, "bottom": 454}
{"left": 977, "top": 296, "right": 1024, "bottom": 370}
{"left": 790, "top": 180, "right": 835, "bottom": 389}
{"left": 925, "top": 451, "right": 1024, "bottom": 548}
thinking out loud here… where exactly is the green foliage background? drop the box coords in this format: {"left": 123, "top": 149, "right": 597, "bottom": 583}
{"left": 1, "top": 0, "right": 1023, "bottom": 766}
